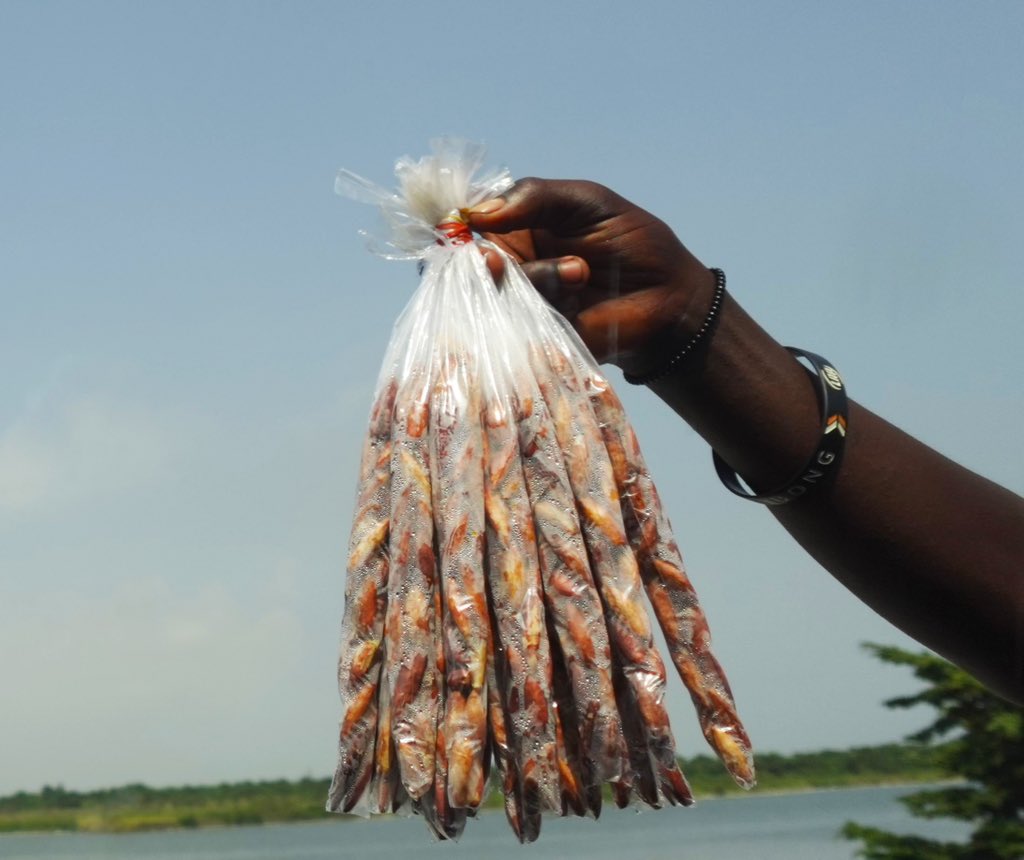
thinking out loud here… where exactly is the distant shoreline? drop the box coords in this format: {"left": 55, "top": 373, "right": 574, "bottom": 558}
{"left": 0, "top": 781, "right": 959, "bottom": 838}
{"left": 0, "top": 742, "right": 953, "bottom": 835}
{"left": 0, "top": 782, "right": 957, "bottom": 840}
{"left": 711, "top": 777, "right": 965, "bottom": 801}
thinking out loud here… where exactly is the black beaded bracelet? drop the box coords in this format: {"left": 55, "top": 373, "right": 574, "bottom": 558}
{"left": 713, "top": 347, "right": 848, "bottom": 506}
{"left": 623, "top": 268, "right": 727, "bottom": 386}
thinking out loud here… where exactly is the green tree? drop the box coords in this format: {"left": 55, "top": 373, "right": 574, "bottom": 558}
{"left": 842, "top": 644, "right": 1024, "bottom": 859}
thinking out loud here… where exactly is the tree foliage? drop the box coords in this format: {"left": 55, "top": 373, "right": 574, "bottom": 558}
{"left": 843, "top": 644, "right": 1024, "bottom": 859}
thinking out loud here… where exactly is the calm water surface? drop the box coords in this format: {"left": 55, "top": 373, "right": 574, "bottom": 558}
{"left": 1, "top": 786, "right": 970, "bottom": 860}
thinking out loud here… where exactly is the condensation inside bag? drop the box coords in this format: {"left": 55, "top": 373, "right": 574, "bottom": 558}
{"left": 328, "top": 139, "right": 754, "bottom": 842}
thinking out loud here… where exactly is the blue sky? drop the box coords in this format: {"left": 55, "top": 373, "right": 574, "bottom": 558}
{"left": 1, "top": 1, "right": 1022, "bottom": 795}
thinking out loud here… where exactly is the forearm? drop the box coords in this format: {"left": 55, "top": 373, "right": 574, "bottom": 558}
{"left": 649, "top": 286, "right": 1024, "bottom": 703}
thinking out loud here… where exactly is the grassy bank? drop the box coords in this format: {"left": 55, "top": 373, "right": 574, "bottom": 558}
{"left": 681, "top": 742, "right": 948, "bottom": 797}
{"left": 0, "top": 742, "right": 950, "bottom": 834}
{"left": 0, "top": 779, "right": 331, "bottom": 834}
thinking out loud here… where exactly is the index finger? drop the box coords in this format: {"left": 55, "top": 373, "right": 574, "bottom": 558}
{"left": 466, "top": 178, "right": 614, "bottom": 235}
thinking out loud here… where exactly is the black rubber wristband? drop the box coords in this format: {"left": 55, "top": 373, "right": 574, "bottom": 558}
{"left": 713, "top": 347, "right": 848, "bottom": 506}
{"left": 623, "top": 268, "right": 726, "bottom": 386}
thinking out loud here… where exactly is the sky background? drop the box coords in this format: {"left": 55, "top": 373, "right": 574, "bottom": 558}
{"left": 1, "top": 1, "right": 1022, "bottom": 796}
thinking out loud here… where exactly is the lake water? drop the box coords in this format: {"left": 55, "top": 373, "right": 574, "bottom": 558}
{"left": 1, "top": 785, "right": 970, "bottom": 859}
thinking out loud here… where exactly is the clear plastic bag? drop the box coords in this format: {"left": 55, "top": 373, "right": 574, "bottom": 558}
{"left": 328, "top": 139, "right": 754, "bottom": 842}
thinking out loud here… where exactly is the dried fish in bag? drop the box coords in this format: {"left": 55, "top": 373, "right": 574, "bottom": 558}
{"left": 329, "top": 139, "right": 754, "bottom": 841}
{"left": 502, "top": 266, "right": 755, "bottom": 789}
{"left": 502, "top": 277, "right": 694, "bottom": 807}
{"left": 329, "top": 140, "right": 513, "bottom": 831}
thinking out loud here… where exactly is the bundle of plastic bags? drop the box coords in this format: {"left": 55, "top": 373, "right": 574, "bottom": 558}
{"left": 328, "top": 140, "right": 753, "bottom": 842}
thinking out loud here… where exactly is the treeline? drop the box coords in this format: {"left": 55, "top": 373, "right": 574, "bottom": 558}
{"left": 680, "top": 741, "right": 948, "bottom": 796}
{"left": 0, "top": 742, "right": 951, "bottom": 834}
{"left": 0, "top": 778, "right": 330, "bottom": 813}
{"left": 0, "top": 778, "right": 332, "bottom": 833}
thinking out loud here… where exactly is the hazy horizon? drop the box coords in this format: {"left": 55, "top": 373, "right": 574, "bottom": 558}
{"left": 2, "top": 0, "right": 1022, "bottom": 796}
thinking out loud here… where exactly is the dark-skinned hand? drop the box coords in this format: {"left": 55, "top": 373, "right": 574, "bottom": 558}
{"left": 466, "top": 178, "right": 715, "bottom": 374}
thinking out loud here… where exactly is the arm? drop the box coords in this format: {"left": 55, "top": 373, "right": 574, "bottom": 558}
{"left": 468, "top": 179, "right": 1024, "bottom": 704}
{"left": 653, "top": 283, "right": 1024, "bottom": 705}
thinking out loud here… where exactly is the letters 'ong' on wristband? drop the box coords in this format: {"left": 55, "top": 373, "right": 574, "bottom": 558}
{"left": 713, "top": 347, "right": 849, "bottom": 506}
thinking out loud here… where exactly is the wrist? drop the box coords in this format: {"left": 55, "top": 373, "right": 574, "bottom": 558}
{"left": 649, "top": 296, "right": 824, "bottom": 491}
{"left": 617, "top": 266, "right": 719, "bottom": 380}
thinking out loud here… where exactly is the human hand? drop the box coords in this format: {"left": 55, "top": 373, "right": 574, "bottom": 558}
{"left": 466, "top": 178, "right": 715, "bottom": 372}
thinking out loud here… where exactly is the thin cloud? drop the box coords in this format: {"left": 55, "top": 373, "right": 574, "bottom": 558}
{"left": 0, "top": 575, "right": 307, "bottom": 793}
{"left": 0, "top": 396, "right": 175, "bottom": 514}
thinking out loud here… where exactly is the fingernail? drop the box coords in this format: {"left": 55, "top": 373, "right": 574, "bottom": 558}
{"left": 467, "top": 198, "right": 505, "bottom": 215}
{"left": 557, "top": 258, "right": 584, "bottom": 283}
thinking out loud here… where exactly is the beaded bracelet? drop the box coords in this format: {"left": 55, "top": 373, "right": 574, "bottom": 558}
{"left": 623, "top": 268, "right": 727, "bottom": 386}
{"left": 713, "top": 347, "right": 848, "bottom": 506}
